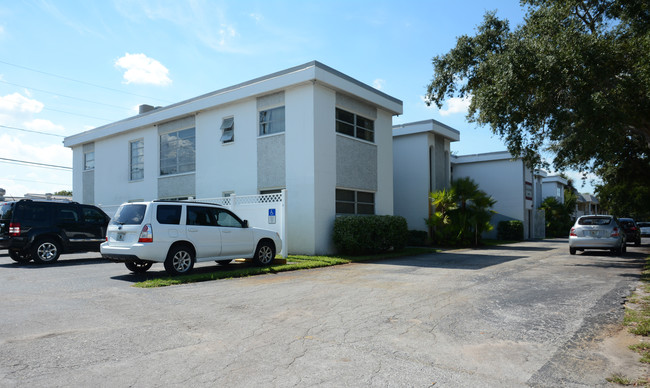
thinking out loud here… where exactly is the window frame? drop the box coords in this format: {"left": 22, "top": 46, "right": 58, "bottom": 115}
{"left": 259, "top": 106, "right": 285, "bottom": 136}
{"left": 335, "top": 108, "right": 375, "bottom": 143}
{"left": 220, "top": 117, "right": 235, "bottom": 144}
{"left": 335, "top": 189, "right": 375, "bottom": 215}
{"left": 159, "top": 127, "right": 196, "bottom": 176}
{"left": 83, "top": 151, "right": 95, "bottom": 171}
{"left": 129, "top": 138, "right": 144, "bottom": 181}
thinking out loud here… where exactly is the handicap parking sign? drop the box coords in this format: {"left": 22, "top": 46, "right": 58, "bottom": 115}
{"left": 268, "top": 208, "right": 276, "bottom": 224}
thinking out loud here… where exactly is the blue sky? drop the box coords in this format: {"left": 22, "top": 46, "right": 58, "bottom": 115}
{"left": 0, "top": 0, "right": 597, "bottom": 198}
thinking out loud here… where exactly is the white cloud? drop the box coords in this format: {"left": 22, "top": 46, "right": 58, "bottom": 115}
{"left": 373, "top": 79, "right": 386, "bottom": 90}
{"left": 0, "top": 93, "right": 44, "bottom": 114}
{"left": 250, "top": 13, "right": 263, "bottom": 22}
{"left": 0, "top": 134, "right": 71, "bottom": 166}
{"left": 439, "top": 95, "right": 472, "bottom": 117}
{"left": 24, "top": 119, "right": 66, "bottom": 134}
{"left": 115, "top": 53, "right": 172, "bottom": 86}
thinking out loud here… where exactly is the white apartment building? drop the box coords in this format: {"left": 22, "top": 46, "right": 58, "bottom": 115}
{"left": 63, "top": 61, "right": 403, "bottom": 255}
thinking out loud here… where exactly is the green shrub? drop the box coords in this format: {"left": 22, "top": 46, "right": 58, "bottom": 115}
{"left": 408, "top": 230, "right": 429, "bottom": 246}
{"left": 497, "top": 220, "right": 524, "bottom": 241}
{"left": 333, "top": 215, "right": 408, "bottom": 255}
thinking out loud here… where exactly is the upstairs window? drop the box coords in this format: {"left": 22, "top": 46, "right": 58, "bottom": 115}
{"left": 220, "top": 117, "right": 234, "bottom": 144}
{"left": 336, "top": 108, "right": 374, "bottom": 142}
{"left": 160, "top": 127, "right": 196, "bottom": 176}
{"left": 130, "top": 139, "right": 144, "bottom": 181}
{"left": 84, "top": 151, "right": 95, "bottom": 171}
{"left": 336, "top": 189, "right": 375, "bottom": 215}
{"left": 259, "top": 106, "right": 285, "bottom": 136}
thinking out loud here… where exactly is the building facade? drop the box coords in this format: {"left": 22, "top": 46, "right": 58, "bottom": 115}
{"left": 392, "top": 120, "right": 459, "bottom": 231}
{"left": 64, "top": 61, "right": 403, "bottom": 255}
{"left": 452, "top": 151, "right": 546, "bottom": 239}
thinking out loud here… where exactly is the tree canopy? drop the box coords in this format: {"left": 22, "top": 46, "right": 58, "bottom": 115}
{"left": 425, "top": 0, "right": 650, "bottom": 173}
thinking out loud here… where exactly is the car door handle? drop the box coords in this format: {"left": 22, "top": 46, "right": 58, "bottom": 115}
{"left": 222, "top": 230, "right": 231, "bottom": 233}
{"left": 188, "top": 228, "right": 198, "bottom": 232}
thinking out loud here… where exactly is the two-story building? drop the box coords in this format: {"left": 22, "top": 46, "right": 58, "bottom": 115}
{"left": 63, "top": 61, "right": 403, "bottom": 255}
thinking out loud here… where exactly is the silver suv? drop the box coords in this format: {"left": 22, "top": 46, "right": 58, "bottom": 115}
{"left": 101, "top": 200, "right": 282, "bottom": 275}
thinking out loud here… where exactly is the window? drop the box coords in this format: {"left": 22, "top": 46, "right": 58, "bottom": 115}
{"left": 220, "top": 117, "right": 234, "bottom": 144}
{"left": 84, "top": 151, "right": 95, "bottom": 171}
{"left": 157, "top": 205, "right": 182, "bottom": 225}
{"left": 259, "top": 106, "right": 285, "bottom": 136}
{"left": 83, "top": 207, "right": 106, "bottom": 224}
{"left": 160, "top": 127, "right": 196, "bottom": 175}
{"left": 336, "top": 189, "right": 375, "bottom": 215}
{"left": 130, "top": 139, "right": 144, "bottom": 181}
{"left": 336, "top": 108, "right": 374, "bottom": 142}
{"left": 214, "top": 208, "right": 244, "bottom": 228}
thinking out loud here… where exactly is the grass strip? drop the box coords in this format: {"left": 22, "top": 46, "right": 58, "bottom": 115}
{"left": 134, "top": 247, "right": 437, "bottom": 288}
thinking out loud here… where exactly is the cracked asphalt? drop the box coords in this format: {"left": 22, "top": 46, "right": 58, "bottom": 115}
{"left": 0, "top": 238, "right": 648, "bottom": 387}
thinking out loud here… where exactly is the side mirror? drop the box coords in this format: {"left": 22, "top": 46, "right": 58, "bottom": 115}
{"left": 243, "top": 220, "right": 249, "bottom": 228}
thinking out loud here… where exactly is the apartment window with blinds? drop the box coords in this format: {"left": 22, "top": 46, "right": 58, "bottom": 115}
{"left": 259, "top": 106, "right": 285, "bottom": 136}
{"left": 336, "top": 189, "right": 375, "bottom": 215}
{"left": 130, "top": 139, "right": 144, "bottom": 181}
{"left": 336, "top": 108, "right": 374, "bottom": 142}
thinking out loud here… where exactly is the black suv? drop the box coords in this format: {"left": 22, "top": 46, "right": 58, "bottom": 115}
{"left": 619, "top": 217, "right": 641, "bottom": 246}
{"left": 0, "top": 199, "right": 110, "bottom": 264}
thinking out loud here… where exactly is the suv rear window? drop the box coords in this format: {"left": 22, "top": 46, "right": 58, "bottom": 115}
{"left": 578, "top": 217, "right": 612, "bottom": 226}
{"left": 157, "top": 205, "right": 182, "bottom": 225}
{"left": 0, "top": 202, "right": 14, "bottom": 220}
{"left": 112, "top": 204, "right": 146, "bottom": 225}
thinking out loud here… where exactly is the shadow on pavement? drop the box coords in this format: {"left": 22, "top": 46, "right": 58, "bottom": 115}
{"left": 110, "top": 260, "right": 254, "bottom": 284}
{"left": 367, "top": 251, "right": 526, "bottom": 270}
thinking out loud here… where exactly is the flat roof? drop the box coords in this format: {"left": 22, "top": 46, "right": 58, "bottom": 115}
{"left": 392, "top": 119, "right": 460, "bottom": 142}
{"left": 64, "top": 61, "right": 403, "bottom": 148}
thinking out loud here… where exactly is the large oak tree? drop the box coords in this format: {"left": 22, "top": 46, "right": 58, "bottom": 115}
{"left": 425, "top": 0, "right": 650, "bottom": 173}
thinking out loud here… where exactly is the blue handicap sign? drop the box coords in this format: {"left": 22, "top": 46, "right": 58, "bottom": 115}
{"left": 268, "top": 209, "right": 276, "bottom": 217}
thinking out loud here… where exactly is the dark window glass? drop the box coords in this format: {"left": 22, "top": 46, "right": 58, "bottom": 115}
{"left": 0, "top": 202, "right": 14, "bottom": 220}
{"left": 335, "top": 108, "right": 375, "bottom": 142}
{"left": 83, "top": 207, "right": 106, "bottom": 224}
{"left": 187, "top": 206, "right": 215, "bottom": 226}
{"left": 336, "top": 202, "right": 355, "bottom": 215}
{"left": 112, "top": 204, "right": 146, "bottom": 225}
{"left": 336, "top": 189, "right": 355, "bottom": 202}
{"left": 156, "top": 205, "right": 182, "bottom": 225}
{"left": 335, "top": 189, "right": 375, "bottom": 215}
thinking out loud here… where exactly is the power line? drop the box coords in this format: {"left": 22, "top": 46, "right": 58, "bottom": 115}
{"left": 0, "top": 59, "right": 173, "bottom": 104}
{"left": 0, "top": 80, "right": 132, "bottom": 111}
{"left": 0, "top": 124, "right": 65, "bottom": 138}
{"left": 0, "top": 157, "right": 71, "bottom": 170}
{"left": 0, "top": 97, "right": 116, "bottom": 122}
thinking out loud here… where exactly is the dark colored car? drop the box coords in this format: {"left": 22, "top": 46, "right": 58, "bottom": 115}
{"left": 0, "top": 199, "right": 110, "bottom": 264}
{"left": 618, "top": 218, "right": 641, "bottom": 246}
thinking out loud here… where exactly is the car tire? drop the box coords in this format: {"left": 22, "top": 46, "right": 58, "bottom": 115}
{"left": 252, "top": 241, "right": 275, "bottom": 266}
{"left": 216, "top": 260, "right": 232, "bottom": 266}
{"left": 635, "top": 239, "right": 640, "bottom": 246}
{"left": 569, "top": 248, "right": 576, "bottom": 255}
{"left": 125, "top": 261, "right": 153, "bottom": 273}
{"left": 9, "top": 250, "right": 31, "bottom": 263}
{"left": 164, "top": 245, "right": 194, "bottom": 276}
{"left": 31, "top": 239, "right": 61, "bottom": 264}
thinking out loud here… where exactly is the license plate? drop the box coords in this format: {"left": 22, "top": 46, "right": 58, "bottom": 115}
{"left": 590, "top": 230, "right": 599, "bottom": 237}
{"left": 116, "top": 233, "right": 125, "bottom": 241}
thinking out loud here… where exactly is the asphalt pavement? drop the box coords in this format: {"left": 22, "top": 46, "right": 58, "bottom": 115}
{"left": 0, "top": 238, "right": 648, "bottom": 387}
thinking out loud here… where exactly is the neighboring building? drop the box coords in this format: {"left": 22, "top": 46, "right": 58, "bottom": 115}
{"left": 63, "top": 61, "right": 403, "bottom": 255}
{"left": 541, "top": 175, "right": 568, "bottom": 204}
{"left": 575, "top": 193, "right": 599, "bottom": 217}
{"left": 451, "top": 151, "right": 546, "bottom": 240}
{"left": 392, "top": 120, "right": 459, "bottom": 231}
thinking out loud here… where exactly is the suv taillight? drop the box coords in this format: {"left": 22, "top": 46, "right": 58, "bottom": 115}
{"left": 138, "top": 224, "right": 153, "bottom": 243}
{"left": 9, "top": 222, "right": 20, "bottom": 236}
{"left": 611, "top": 227, "right": 619, "bottom": 237}
{"left": 570, "top": 228, "right": 576, "bottom": 237}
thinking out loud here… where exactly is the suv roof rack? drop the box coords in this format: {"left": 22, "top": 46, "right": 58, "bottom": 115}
{"left": 152, "top": 199, "right": 224, "bottom": 207}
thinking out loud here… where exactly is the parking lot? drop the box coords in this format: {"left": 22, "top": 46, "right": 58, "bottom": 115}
{"left": 0, "top": 239, "right": 648, "bottom": 387}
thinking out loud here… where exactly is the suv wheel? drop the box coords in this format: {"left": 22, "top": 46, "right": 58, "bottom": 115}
{"left": 9, "top": 250, "right": 31, "bottom": 263}
{"left": 164, "top": 245, "right": 194, "bottom": 275}
{"left": 125, "top": 261, "right": 153, "bottom": 273}
{"left": 31, "top": 239, "right": 61, "bottom": 264}
{"left": 253, "top": 241, "right": 275, "bottom": 266}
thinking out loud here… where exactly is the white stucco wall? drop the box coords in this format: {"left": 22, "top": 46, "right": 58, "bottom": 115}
{"left": 393, "top": 132, "right": 430, "bottom": 231}
{"left": 453, "top": 157, "right": 525, "bottom": 238}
